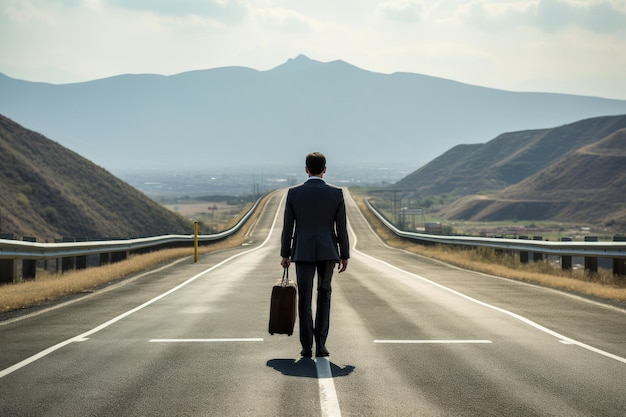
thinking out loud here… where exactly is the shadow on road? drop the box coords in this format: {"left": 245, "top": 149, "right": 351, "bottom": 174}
{"left": 267, "top": 358, "right": 355, "bottom": 378}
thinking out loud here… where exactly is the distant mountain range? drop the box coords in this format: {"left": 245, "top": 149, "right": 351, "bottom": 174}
{"left": 0, "top": 115, "right": 193, "bottom": 239}
{"left": 396, "top": 115, "right": 626, "bottom": 227}
{"left": 2, "top": 54, "right": 626, "bottom": 174}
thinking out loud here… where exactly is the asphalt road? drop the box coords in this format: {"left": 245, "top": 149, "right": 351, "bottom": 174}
{"left": 1, "top": 190, "right": 625, "bottom": 416}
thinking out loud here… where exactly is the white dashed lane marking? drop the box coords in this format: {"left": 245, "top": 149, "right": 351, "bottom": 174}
{"left": 149, "top": 338, "right": 264, "bottom": 343}
{"left": 374, "top": 340, "right": 492, "bottom": 344}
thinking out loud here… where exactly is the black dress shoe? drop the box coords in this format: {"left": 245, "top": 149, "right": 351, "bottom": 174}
{"left": 301, "top": 349, "right": 312, "bottom": 358}
{"left": 316, "top": 346, "right": 329, "bottom": 357}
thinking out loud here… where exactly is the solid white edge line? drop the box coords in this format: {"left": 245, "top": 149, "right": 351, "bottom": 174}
{"left": 0, "top": 257, "right": 191, "bottom": 328}
{"left": 0, "top": 194, "right": 285, "bottom": 380}
{"left": 345, "top": 191, "right": 626, "bottom": 317}
{"left": 354, "top": 249, "right": 626, "bottom": 365}
{"left": 374, "top": 340, "right": 492, "bottom": 344}
{"left": 149, "top": 338, "right": 264, "bottom": 343}
{"left": 315, "top": 357, "right": 342, "bottom": 417}
{"left": 345, "top": 190, "right": 626, "bottom": 365}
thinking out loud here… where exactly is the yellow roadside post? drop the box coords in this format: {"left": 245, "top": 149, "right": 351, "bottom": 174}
{"left": 194, "top": 221, "right": 199, "bottom": 262}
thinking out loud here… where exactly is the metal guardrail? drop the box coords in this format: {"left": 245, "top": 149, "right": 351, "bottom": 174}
{"left": 365, "top": 200, "right": 626, "bottom": 274}
{"left": 0, "top": 197, "right": 260, "bottom": 260}
{"left": 0, "top": 198, "right": 261, "bottom": 283}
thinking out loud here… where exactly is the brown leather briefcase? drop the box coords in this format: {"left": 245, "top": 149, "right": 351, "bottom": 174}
{"left": 268, "top": 268, "right": 297, "bottom": 336}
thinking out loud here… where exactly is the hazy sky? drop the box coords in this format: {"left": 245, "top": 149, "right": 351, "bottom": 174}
{"left": 2, "top": 0, "right": 626, "bottom": 99}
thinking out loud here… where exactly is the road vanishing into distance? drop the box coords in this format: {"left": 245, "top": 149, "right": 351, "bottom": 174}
{"left": 1, "top": 190, "right": 625, "bottom": 416}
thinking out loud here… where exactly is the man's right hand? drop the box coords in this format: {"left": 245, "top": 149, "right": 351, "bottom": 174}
{"left": 281, "top": 257, "right": 291, "bottom": 269}
{"left": 338, "top": 258, "right": 348, "bottom": 273}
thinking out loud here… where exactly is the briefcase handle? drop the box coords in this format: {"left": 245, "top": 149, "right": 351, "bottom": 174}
{"left": 281, "top": 267, "right": 289, "bottom": 287}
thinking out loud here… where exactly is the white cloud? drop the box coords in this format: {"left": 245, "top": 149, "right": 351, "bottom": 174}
{"left": 104, "top": 0, "right": 248, "bottom": 23}
{"left": 1, "top": 0, "right": 56, "bottom": 25}
{"left": 376, "top": 0, "right": 425, "bottom": 22}
{"left": 539, "top": 0, "right": 626, "bottom": 33}
{"left": 256, "top": 7, "right": 314, "bottom": 32}
{"left": 465, "top": 0, "right": 626, "bottom": 33}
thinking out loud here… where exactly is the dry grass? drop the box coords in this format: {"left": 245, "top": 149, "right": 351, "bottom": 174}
{"left": 355, "top": 198, "right": 626, "bottom": 303}
{"left": 0, "top": 194, "right": 270, "bottom": 313}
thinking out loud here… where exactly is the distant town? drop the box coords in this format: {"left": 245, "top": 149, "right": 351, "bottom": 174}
{"left": 117, "top": 164, "right": 413, "bottom": 199}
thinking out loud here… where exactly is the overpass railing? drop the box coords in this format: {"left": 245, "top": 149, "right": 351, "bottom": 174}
{"left": 0, "top": 198, "right": 261, "bottom": 283}
{"left": 365, "top": 200, "right": 626, "bottom": 276}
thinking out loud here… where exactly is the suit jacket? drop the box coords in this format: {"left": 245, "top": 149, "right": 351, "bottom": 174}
{"left": 280, "top": 179, "right": 350, "bottom": 262}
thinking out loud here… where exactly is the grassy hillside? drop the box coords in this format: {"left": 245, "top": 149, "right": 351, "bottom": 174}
{"left": 440, "top": 128, "right": 626, "bottom": 227}
{"left": 395, "top": 115, "right": 626, "bottom": 197}
{"left": 0, "top": 114, "right": 193, "bottom": 240}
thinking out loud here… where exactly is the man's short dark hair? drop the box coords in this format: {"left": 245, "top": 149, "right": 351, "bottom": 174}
{"left": 306, "top": 152, "right": 326, "bottom": 176}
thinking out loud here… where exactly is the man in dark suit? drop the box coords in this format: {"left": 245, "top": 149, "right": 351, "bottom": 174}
{"left": 280, "top": 152, "right": 350, "bottom": 358}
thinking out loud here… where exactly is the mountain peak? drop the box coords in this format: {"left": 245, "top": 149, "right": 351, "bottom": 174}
{"left": 292, "top": 54, "right": 312, "bottom": 63}
{"left": 269, "top": 54, "right": 323, "bottom": 72}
